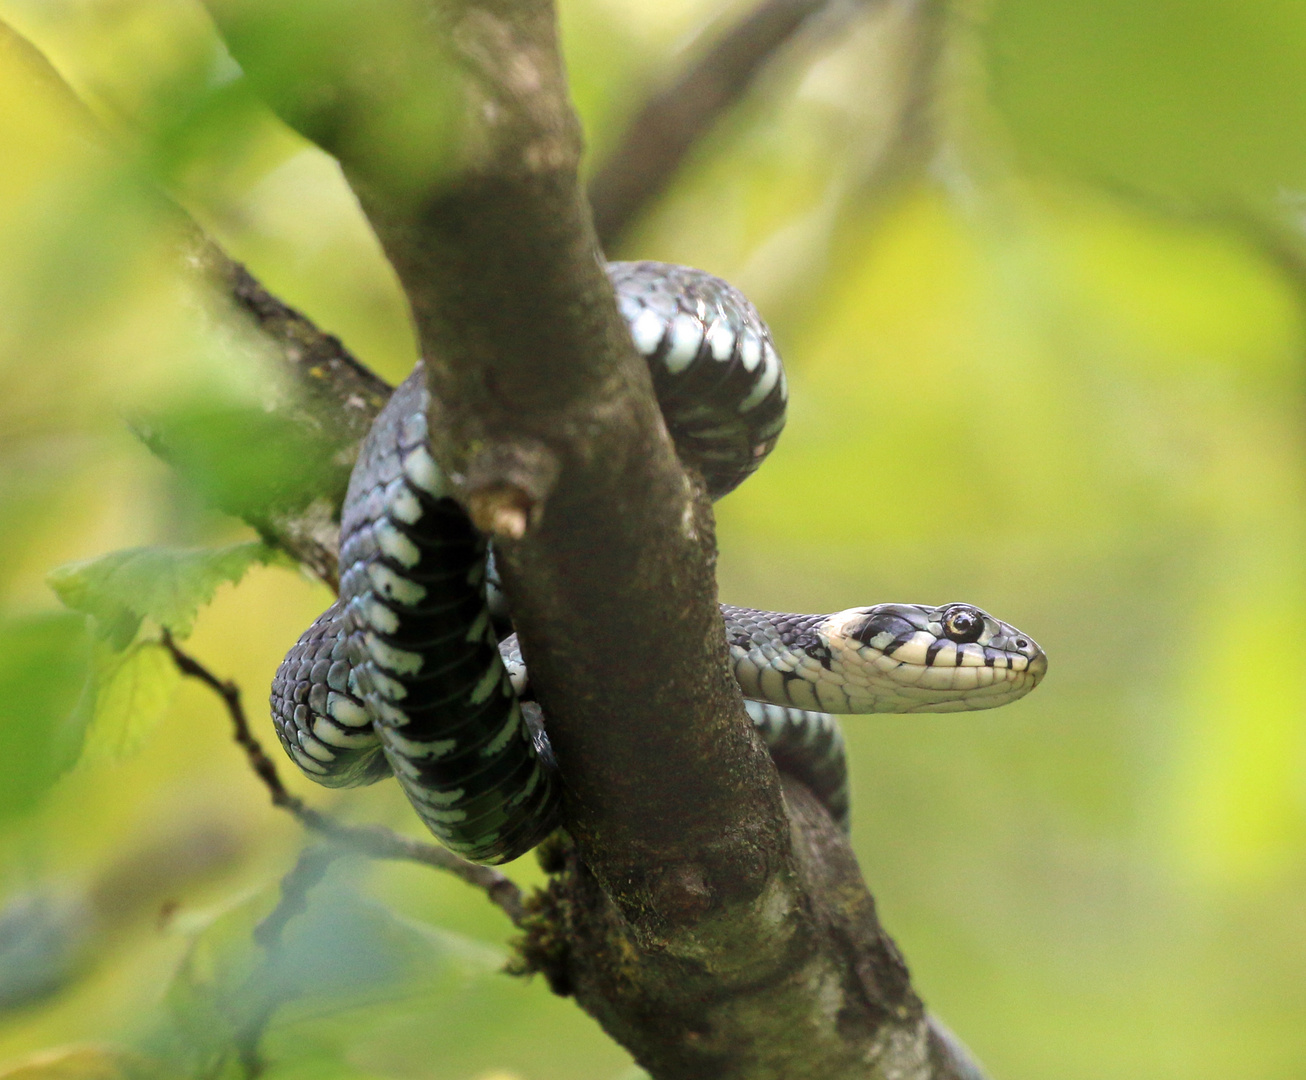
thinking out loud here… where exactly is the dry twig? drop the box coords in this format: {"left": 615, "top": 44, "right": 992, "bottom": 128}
{"left": 160, "top": 630, "right": 526, "bottom": 926}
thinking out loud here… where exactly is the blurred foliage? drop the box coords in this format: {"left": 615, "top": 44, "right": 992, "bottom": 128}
{"left": 0, "top": 0, "right": 1303, "bottom": 1079}
{"left": 199, "top": 0, "right": 459, "bottom": 204}
{"left": 0, "top": 615, "right": 89, "bottom": 822}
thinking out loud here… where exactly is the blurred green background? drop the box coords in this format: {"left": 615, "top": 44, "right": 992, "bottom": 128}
{"left": 1, "top": 0, "right": 1304, "bottom": 1077}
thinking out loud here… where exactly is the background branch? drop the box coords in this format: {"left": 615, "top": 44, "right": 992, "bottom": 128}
{"left": 588, "top": 0, "right": 946, "bottom": 252}
{"left": 170, "top": 237, "right": 392, "bottom": 589}
{"left": 589, "top": 0, "right": 867, "bottom": 249}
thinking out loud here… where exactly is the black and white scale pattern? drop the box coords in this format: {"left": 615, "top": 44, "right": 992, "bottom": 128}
{"left": 271, "top": 262, "right": 1046, "bottom": 864}
{"left": 725, "top": 601, "right": 1047, "bottom": 714}
{"left": 609, "top": 262, "right": 786, "bottom": 500}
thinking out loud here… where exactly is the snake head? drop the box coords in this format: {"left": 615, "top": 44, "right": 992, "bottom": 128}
{"left": 828, "top": 602, "right": 1047, "bottom": 712}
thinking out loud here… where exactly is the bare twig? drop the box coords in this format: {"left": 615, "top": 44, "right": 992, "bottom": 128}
{"left": 160, "top": 631, "right": 526, "bottom": 926}
{"left": 252, "top": 845, "right": 343, "bottom": 953}
{"left": 589, "top": 0, "right": 878, "bottom": 249}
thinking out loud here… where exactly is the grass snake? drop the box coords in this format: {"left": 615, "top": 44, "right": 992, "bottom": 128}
{"left": 271, "top": 262, "right": 1047, "bottom": 864}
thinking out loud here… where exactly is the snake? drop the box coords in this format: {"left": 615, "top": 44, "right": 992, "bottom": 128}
{"left": 270, "top": 262, "right": 1047, "bottom": 865}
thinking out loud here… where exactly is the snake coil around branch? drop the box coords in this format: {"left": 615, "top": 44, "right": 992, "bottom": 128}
{"left": 270, "top": 262, "right": 1046, "bottom": 864}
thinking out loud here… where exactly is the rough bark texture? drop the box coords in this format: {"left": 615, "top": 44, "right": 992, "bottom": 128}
{"left": 14, "top": 4, "right": 983, "bottom": 1077}
{"left": 201, "top": 0, "right": 974, "bottom": 1073}
{"left": 354, "top": 0, "right": 791, "bottom": 910}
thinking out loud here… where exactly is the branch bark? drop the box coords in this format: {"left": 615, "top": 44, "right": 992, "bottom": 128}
{"left": 196, "top": 2, "right": 975, "bottom": 1076}
{"left": 178, "top": 238, "right": 394, "bottom": 588}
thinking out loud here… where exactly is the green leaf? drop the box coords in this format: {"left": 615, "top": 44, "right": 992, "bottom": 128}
{"left": 46, "top": 541, "right": 275, "bottom": 766}
{"left": 78, "top": 640, "right": 181, "bottom": 764}
{"left": 47, "top": 541, "right": 277, "bottom": 647}
{"left": 0, "top": 611, "right": 92, "bottom": 820}
{"left": 203, "top": 0, "right": 458, "bottom": 204}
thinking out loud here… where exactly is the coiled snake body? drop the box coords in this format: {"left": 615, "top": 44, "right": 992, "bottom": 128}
{"left": 271, "top": 262, "right": 1047, "bottom": 864}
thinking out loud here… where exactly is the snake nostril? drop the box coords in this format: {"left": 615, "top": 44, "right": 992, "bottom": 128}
{"left": 1015, "top": 638, "right": 1029, "bottom": 650}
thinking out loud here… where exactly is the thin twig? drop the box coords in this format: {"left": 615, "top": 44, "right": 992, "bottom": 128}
{"left": 161, "top": 631, "right": 526, "bottom": 925}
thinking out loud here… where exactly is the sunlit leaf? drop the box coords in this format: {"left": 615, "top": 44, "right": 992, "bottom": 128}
{"left": 203, "top": 0, "right": 458, "bottom": 203}
{"left": 47, "top": 541, "right": 276, "bottom": 647}
{"left": 78, "top": 639, "right": 180, "bottom": 764}
{"left": 136, "top": 402, "right": 343, "bottom": 528}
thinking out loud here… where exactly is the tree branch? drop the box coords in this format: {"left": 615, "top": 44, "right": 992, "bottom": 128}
{"left": 589, "top": 0, "right": 873, "bottom": 250}
{"left": 198, "top": 1, "right": 973, "bottom": 1075}
{"left": 161, "top": 631, "right": 525, "bottom": 926}
{"left": 170, "top": 236, "right": 392, "bottom": 589}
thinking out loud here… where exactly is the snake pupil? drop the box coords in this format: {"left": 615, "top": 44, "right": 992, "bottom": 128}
{"left": 942, "top": 606, "right": 984, "bottom": 644}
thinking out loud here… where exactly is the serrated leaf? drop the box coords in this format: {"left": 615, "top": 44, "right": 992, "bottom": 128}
{"left": 0, "top": 611, "right": 92, "bottom": 819}
{"left": 47, "top": 541, "right": 276, "bottom": 647}
{"left": 78, "top": 640, "right": 180, "bottom": 763}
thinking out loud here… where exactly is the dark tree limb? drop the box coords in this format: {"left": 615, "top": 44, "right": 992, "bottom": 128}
{"left": 196, "top": 2, "right": 976, "bottom": 1076}
{"left": 175, "top": 235, "right": 392, "bottom": 589}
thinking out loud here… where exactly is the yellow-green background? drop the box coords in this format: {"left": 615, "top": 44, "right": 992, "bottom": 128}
{"left": 1, "top": 0, "right": 1304, "bottom": 1077}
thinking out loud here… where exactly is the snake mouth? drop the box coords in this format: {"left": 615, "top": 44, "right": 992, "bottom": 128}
{"left": 823, "top": 603, "right": 1047, "bottom": 713}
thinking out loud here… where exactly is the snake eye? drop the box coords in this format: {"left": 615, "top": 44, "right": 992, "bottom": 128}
{"left": 941, "top": 606, "right": 984, "bottom": 644}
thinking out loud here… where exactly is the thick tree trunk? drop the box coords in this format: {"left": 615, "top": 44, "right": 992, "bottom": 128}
{"left": 192, "top": 1, "right": 978, "bottom": 1076}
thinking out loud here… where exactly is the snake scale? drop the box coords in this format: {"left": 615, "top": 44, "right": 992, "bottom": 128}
{"left": 271, "top": 262, "right": 1047, "bottom": 864}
